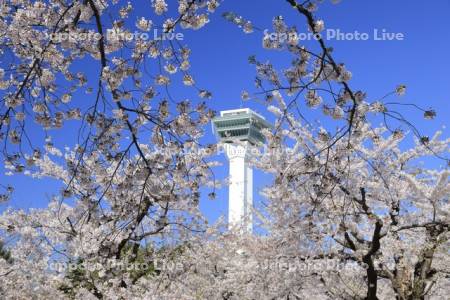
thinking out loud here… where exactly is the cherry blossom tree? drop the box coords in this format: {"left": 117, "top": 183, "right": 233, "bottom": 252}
{"left": 254, "top": 104, "right": 449, "bottom": 299}
{"left": 1, "top": 0, "right": 220, "bottom": 298}
{"left": 218, "top": 1, "right": 449, "bottom": 299}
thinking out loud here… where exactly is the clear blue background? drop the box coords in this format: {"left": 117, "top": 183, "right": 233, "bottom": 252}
{"left": 1, "top": 0, "right": 449, "bottom": 226}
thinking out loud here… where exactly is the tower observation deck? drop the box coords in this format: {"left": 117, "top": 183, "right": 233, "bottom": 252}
{"left": 212, "top": 108, "right": 272, "bottom": 233}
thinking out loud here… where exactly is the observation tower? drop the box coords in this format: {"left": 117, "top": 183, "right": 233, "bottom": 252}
{"left": 212, "top": 108, "right": 272, "bottom": 233}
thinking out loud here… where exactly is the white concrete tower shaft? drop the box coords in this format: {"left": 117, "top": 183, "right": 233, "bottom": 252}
{"left": 225, "top": 143, "right": 253, "bottom": 233}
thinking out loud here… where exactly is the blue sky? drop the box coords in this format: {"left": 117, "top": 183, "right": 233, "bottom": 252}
{"left": 1, "top": 0, "right": 449, "bottom": 225}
